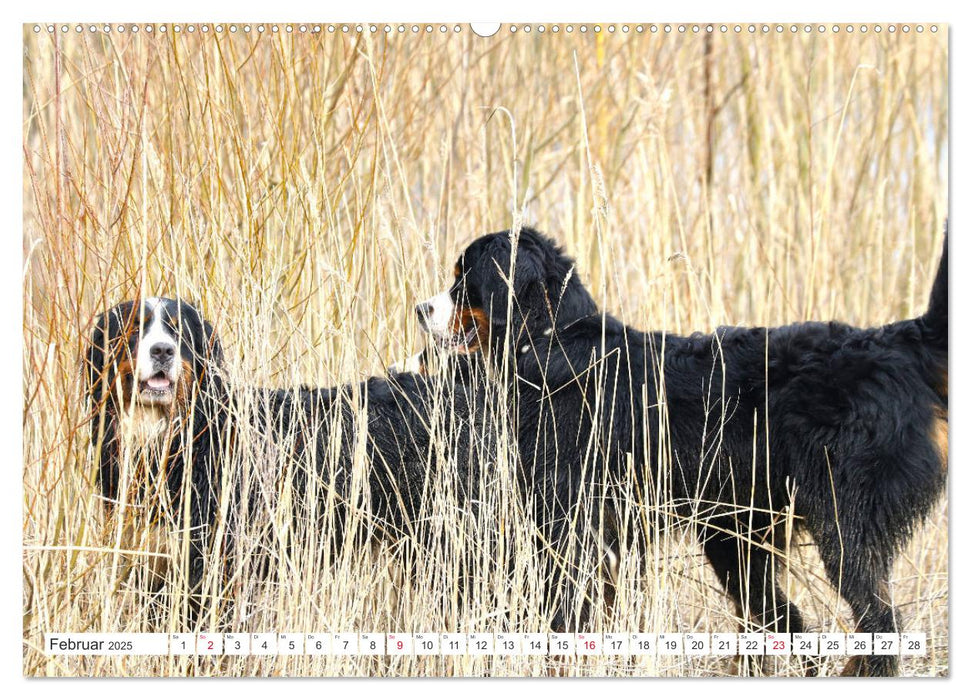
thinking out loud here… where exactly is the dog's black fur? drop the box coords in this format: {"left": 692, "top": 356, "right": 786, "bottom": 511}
{"left": 84, "top": 298, "right": 488, "bottom": 625}
{"left": 421, "top": 226, "right": 948, "bottom": 676}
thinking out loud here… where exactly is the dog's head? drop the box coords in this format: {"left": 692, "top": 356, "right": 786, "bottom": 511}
{"left": 416, "top": 228, "right": 598, "bottom": 359}
{"left": 85, "top": 297, "right": 223, "bottom": 438}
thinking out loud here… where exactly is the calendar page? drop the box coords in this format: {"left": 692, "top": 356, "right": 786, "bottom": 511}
{"left": 22, "top": 16, "right": 948, "bottom": 679}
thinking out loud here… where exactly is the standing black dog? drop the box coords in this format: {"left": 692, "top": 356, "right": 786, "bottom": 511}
{"left": 84, "top": 297, "right": 489, "bottom": 625}
{"left": 415, "top": 226, "right": 947, "bottom": 676}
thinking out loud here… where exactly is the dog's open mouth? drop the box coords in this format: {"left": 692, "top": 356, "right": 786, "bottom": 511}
{"left": 138, "top": 372, "right": 175, "bottom": 405}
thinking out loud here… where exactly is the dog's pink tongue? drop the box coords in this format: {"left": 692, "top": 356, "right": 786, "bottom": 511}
{"left": 147, "top": 376, "right": 171, "bottom": 390}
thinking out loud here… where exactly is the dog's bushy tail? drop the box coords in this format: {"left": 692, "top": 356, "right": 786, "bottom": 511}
{"left": 922, "top": 222, "right": 948, "bottom": 353}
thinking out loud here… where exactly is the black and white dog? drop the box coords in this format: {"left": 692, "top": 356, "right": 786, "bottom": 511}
{"left": 84, "top": 297, "right": 491, "bottom": 624}
{"left": 412, "top": 226, "right": 948, "bottom": 676}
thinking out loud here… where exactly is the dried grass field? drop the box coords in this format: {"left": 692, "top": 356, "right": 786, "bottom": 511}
{"left": 22, "top": 24, "right": 948, "bottom": 677}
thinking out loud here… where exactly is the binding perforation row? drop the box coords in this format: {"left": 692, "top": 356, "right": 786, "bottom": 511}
{"left": 31, "top": 23, "right": 941, "bottom": 37}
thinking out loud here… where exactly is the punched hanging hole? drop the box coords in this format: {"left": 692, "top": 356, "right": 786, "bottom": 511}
{"left": 470, "top": 23, "right": 501, "bottom": 37}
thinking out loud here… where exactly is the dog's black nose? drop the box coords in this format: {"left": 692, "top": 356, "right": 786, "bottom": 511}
{"left": 150, "top": 343, "right": 176, "bottom": 362}
{"left": 416, "top": 302, "right": 432, "bottom": 325}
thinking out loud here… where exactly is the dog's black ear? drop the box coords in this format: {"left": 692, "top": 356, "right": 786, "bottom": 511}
{"left": 84, "top": 301, "right": 135, "bottom": 406}
{"left": 512, "top": 244, "right": 550, "bottom": 322}
{"left": 519, "top": 228, "right": 599, "bottom": 328}
{"left": 478, "top": 233, "right": 546, "bottom": 329}
{"left": 202, "top": 319, "right": 224, "bottom": 369}
{"left": 549, "top": 263, "right": 598, "bottom": 326}
{"left": 177, "top": 298, "right": 224, "bottom": 372}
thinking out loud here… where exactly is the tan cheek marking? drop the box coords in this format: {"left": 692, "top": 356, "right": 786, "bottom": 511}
{"left": 931, "top": 408, "right": 948, "bottom": 471}
{"left": 174, "top": 359, "right": 195, "bottom": 417}
{"left": 449, "top": 307, "right": 491, "bottom": 354}
{"left": 115, "top": 358, "right": 135, "bottom": 405}
{"left": 470, "top": 308, "right": 491, "bottom": 352}
{"left": 449, "top": 308, "right": 465, "bottom": 335}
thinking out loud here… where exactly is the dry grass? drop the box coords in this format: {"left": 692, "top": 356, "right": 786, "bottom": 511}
{"left": 22, "top": 24, "right": 948, "bottom": 677}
